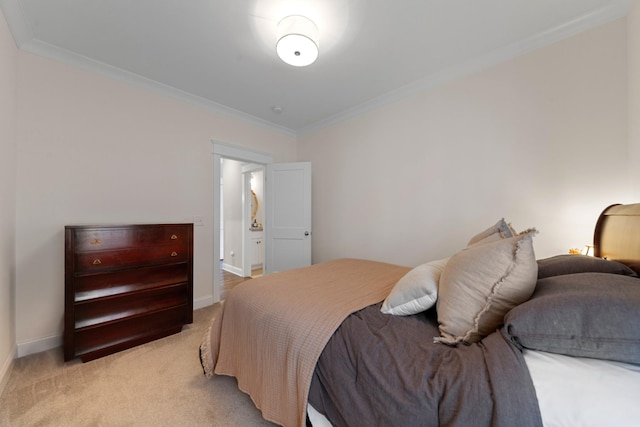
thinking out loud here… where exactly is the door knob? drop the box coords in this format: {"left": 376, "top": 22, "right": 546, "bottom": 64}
{"left": 304, "top": 231, "right": 310, "bottom": 236}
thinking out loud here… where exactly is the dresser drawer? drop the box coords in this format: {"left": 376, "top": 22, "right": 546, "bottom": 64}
{"left": 74, "top": 244, "right": 188, "bottom": 272}
{"left": 74, "top": 263, "right": 189, "bottom": 301}
{"left": 71, "top": 224, "right": 191, "bottom": 252}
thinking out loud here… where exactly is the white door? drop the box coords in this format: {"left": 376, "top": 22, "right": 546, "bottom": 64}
{"left": 265, "top": 162, "right": 312, "bottom": 274}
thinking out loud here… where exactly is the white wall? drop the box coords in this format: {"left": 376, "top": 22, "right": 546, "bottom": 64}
{"left": 13, "top": 52, "right": 297, "bottom": 356}
{"left": 0, "top": 7, "right": 17, "bottom": 391}
{"left": 629, "top": 0, "right": 640, "bottom": 199}
{"left": 299, "top": 19, "right": 631, "bottom": 268}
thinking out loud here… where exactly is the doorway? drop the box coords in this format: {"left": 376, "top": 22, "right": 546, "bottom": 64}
{"left": 218, "top": 158, "right": 258, "bottom": 277}
{"left": 212, "top": 141, "right": 273, "bottom": 303}
{"left": 212, "top": 141, "right": 313, "bottom": 302}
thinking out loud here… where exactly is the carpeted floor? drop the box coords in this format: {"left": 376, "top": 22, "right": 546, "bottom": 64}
{"left": 0, "top": 304, "right": 277, "bottom": 426}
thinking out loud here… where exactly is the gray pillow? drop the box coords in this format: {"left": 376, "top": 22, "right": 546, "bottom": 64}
{"left": 504, "top": 272, "right": 640, "bottom": 364}
{"left": 537, "top": 254, "right": 638, "bottom": 279}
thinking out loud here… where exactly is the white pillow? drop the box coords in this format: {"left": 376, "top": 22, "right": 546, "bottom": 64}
{"left": 435, "top": 229, "right": 538, "bottom": 345}
{"left": 381, "top": 258, "right": 449, "bottom": 316}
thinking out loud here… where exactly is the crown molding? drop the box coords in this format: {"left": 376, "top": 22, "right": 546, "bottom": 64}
{"left": 2, "top": 0, "right": 631, "bottom": 138}
{"left": 298, "top": 0, "right": 632, "bottom": 136}
{"left": 0, "top": 0, "right": 297, "bottom": 138}
{"left": 23, "top": 39, "right": 297, "bottom": 137}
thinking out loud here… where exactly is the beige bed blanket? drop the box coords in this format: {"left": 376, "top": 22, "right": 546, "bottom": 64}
{"left": 200, "top": 258, "right": 410, "bottom": 427}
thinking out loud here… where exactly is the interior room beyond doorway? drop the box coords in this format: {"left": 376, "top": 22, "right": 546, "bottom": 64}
{"left": 220, "top": 158, "right": 264, "bottom": 285}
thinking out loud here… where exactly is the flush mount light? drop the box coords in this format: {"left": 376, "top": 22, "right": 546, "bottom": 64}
{"left": 276, "top": 15, "right": 319, "bottom": 67}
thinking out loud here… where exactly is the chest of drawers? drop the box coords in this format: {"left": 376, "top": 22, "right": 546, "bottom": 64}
{"left": 64, "top": 223, "right": 193, "bottom": 362}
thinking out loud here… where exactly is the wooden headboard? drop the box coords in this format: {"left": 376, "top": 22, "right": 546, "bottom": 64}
{"left": 594, "top": 203, "right": 640, "bottom": 274}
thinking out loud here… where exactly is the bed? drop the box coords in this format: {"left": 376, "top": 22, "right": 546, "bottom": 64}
{"left": 200, "top": 203, "right": 640, "bottom": 427}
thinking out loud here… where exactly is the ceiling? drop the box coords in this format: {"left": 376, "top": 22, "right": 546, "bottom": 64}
{"left": 0, "top": 0, "right": 632, "bottom": 135}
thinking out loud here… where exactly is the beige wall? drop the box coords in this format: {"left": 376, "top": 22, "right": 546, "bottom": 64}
{"left": 3, "top": 7, "right": 639, "bottom": 361}
{"left": 299, "top": 19, "right": 631, "bottom": 267}
{"left": 630, "top": 0, "right": 640, "bottom": 199}
{"left": 0, "top": 7, "right": 17, "bottom": 390}
{"left": 13, "top": 52, "right": 297, "bottom": 355}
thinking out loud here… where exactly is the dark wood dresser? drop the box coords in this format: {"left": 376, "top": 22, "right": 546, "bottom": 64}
{"left": 64, "top": 223, "right": 193, "bottom": 362}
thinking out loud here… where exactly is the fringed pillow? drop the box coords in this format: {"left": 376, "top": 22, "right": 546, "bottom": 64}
{"left": 435, "top": 228, "right": 538, "bottom": 345}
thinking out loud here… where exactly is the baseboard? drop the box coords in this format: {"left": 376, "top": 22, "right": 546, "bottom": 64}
{"left": 193, "top": 295, "right": 214, "bottom": 310}
{"left": 16, "top": 334, "right": 61, "bottom": 358}
{"left": 14, "top": 298, "right": 218, "bottom": 360}
{"left": 222, "top": 263, "right": 243, "bottom": 277}
{"left": 0, "top": 345, "right": 16, "bottom": 397}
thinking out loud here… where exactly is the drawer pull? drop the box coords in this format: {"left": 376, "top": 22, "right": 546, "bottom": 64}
{"left": 170, "top": 234, "right": 178, "bottom": 240}
{"left": 92, "top": 259, "right": 102, "bottom": 265}
{"left": 171, "top": 251, "right": 178, "bottom": 257}
{"left": 91, "top": 238, "right": 102, "bottom": 245}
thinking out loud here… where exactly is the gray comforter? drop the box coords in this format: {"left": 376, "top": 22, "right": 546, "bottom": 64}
{"left": 308, "top": 303, "right": 542, "bottom": 427}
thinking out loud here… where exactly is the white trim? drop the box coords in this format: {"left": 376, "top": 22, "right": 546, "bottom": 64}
{"left": 2, "top": 0, "right": 630, "bottom": 136}
{"left": 8, "top": 36, "right": 296, "bottom": 137}
{"left": 12, "top": 299, "right": 215, "bottom": 358}
{"left": 213, "top": 153, "right": 222, "bottom": 305}
{"left": 297, "top": 0, "right": 632, "bottom": 136}
{"left": 193, "top": 296, "right": 214, "bottom": 310}
{"left": 222, "top": 263, "right": 244, "bottom": 277}
{"left": 16, "top": 334, "right": 60, "bottom": 358}
{"left": 212, "top": 141, "right": 273, "bottom": 164}
{"left": 0, "top": 0, "right": 296, "bottom": 137}
{"left": 242, "top": 171, "right": 253, "bottom": 278}
{"left": 0, "top": 345, "right": 16, "bottom": 396}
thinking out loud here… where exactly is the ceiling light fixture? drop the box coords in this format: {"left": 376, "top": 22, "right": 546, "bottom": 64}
{"left": 276, "top": 15, "right": 319, "bottom": 67}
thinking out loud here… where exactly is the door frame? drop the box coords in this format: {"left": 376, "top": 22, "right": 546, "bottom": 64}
{"left": 212, "top": 141, "right": 273, "bottom": 303}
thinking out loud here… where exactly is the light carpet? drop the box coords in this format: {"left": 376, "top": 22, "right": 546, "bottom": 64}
{"left": 0, "top": 304, "right": 276, "bottom": 426}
